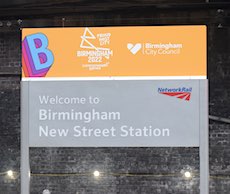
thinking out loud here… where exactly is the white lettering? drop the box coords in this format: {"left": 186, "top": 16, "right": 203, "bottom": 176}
{"left": 39, "top": 125, "right": 69, "bottom": 137}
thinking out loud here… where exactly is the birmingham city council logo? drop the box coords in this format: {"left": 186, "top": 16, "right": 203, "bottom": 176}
{"left": 22, "top": 33, "right": 54, "bottom": 77}
{"left": 127, "top": 43, "right": 142, "bottom": 55}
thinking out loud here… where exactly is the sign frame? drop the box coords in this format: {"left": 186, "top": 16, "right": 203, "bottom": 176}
{"left": 21, "top": 26, "right": 209, "bottom": 194}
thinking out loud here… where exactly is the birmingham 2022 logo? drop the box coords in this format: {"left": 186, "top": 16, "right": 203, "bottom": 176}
{"left": 22, "top": 33, "right": 54, "bottom": 77}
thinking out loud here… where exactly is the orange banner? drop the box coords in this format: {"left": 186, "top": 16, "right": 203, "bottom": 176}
{"left": 22, "top": 26, "right": 206, "bottom": 78}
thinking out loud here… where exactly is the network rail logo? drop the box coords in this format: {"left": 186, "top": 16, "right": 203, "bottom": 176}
{"left": 22, "top": 33, "right": 54, "bottom": 77}
{"left": 158, "top": 87, "right": 192, "bottom": 101}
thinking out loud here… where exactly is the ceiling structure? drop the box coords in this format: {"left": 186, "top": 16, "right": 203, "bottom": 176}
{"left": 0, "top": 0, "right": 229, "bottom": 19}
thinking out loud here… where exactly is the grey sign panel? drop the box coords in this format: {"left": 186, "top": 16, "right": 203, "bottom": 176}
{"left": 22, "top": 80, "right": 207, "bottom": 147}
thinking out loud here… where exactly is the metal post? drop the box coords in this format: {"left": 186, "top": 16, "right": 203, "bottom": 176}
{"left": 199, "top": 80, "right": 209, "bottom": 194}
{"left": 21, "top": 81, "right": 30, "bottom": 194}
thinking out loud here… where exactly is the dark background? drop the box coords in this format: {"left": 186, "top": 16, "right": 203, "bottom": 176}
{"left": 0, "top": 0, "right": 230, "bottom": 193}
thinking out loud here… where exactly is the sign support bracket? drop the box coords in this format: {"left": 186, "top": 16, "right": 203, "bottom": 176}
{"left": 199, "top": 80, "right": 209, "bottom": 194}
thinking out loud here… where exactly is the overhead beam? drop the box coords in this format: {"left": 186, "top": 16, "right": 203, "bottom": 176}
{"left": 0, "top": 2, "right": 230, "bottom": 19}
